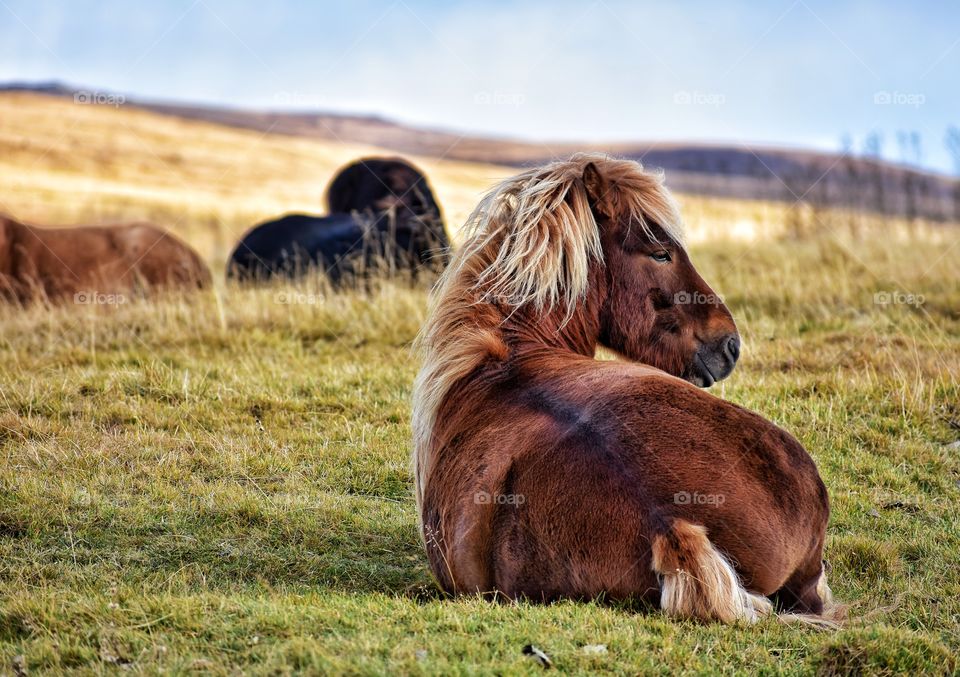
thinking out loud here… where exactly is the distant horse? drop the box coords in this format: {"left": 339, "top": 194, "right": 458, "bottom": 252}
{"left": 324, "top": 157, "right": 442, "bottom": 217}
{"left": 412, "top": 154, "right": 838, "bottom": 624}
{"left": 227, "top": 157, "right": 450, "bottom": 284}
{"left": 0, "top": 214, "right": 211, "bottom": 304}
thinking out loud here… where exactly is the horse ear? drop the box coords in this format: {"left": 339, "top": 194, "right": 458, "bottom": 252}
{"left": 582, "top": 162, "right": 615, "bottom": 219}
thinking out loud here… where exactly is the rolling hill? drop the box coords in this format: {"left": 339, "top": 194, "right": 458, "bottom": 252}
{"left": 5, "top": 81, "right": 958, "bottom": 223}
{"left": 0, "top": 84, "right": 954, "bottom": 276}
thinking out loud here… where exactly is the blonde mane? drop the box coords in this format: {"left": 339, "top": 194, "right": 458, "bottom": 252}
{"left": 411, "top": 153, "right": 684, "bottom": 514}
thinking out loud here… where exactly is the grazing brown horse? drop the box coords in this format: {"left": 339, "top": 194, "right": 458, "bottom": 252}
{"left": 0, "top": 214, "right": 211, "bottom": 304}
{"left": 412, "top": 154, "right": 838, "bottom": 624}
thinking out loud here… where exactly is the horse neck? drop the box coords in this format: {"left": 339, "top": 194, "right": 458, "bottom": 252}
{"left": 413, "top": 261, "right": 605, "bottom": 503}
{"left": 499, "top": 267, "right": 606, "bottom": 360}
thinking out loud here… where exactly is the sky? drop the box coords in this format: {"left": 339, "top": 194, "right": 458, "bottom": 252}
{"left": 2, "top": 0, "right": 959, "bottom": 174}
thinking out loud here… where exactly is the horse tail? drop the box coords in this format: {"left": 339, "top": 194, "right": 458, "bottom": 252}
{"left": 651, "top": 518, "right": 772, "bottom": 624}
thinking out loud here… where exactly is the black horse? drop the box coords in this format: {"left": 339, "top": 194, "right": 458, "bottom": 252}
{"left": 227, "top": 157, "right": 450, "bottom": 284}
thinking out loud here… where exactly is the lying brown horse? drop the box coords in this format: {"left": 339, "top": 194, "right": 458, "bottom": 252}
{"left": 0, "top": 214, "right": 211, "bottom": 304}
{"left": 412, "top": 154, "right": 837, "bottom": 623}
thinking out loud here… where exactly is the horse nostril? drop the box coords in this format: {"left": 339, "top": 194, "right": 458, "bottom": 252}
{"left": 725, "top": 335, "right": 741, "bottom": 363}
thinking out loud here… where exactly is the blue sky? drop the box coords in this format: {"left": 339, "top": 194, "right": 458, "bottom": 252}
{"left": 2, "top": 0, "right": 959, "bottom": 174}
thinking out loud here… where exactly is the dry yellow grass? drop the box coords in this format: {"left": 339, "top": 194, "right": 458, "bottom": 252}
{"left": 5, "top": 91, "right": 950, "bottom": 277}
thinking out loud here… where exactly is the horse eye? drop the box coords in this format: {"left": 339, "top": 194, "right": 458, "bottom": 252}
{"left": 650, "top": 250, "right": 671, "bottom": 263}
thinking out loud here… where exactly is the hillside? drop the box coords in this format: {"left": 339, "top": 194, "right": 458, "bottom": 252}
{"left": 144, "top": 102, "right": 960, "bottom": 221}
{"left": 1, "top": 90, "right": 953, "bottom": 276}
{"left": 5, "top": 82, "right": 957, "bottom": 223}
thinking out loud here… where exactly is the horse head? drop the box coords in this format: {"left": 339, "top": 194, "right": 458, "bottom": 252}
{"left": 582, "top": 161, "right": 740, "bottom": 386}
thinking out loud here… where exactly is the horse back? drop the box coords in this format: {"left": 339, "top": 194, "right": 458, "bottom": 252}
{"left": 424, "top": 358, "right": 828, "bottom": 600}
{"left": 227, "top": 212, "right": 445, "bottom": 283}
{"left": 227, "top": 213, "right": 361, "bottom": 280}
{"left": 111, "top": 222, "right": 211, "bottom": 289}
{"left": 0, "top": 216, "right": 210, "bottom": 301}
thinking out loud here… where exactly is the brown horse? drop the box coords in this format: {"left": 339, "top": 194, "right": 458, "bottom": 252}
{"left": 412, "top": 154, "right": 838, "bottom": 624}
{"left": 0, "top": 214, "right": 211, "bottom": 304}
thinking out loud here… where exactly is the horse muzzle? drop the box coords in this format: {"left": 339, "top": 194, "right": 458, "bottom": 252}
{"left": 685, "top": 334, "right": 740, "bottom": 388}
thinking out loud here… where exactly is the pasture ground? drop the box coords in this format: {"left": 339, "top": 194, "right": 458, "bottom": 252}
{"left": 1, "top": 235, "right": 958, "bottom": 675}
{"left": 2, "top": 92, "right": 959, "bottom": 674}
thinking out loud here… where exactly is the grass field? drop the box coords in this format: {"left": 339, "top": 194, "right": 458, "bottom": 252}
{"left": 1, "top": 94, "right": 960, "bottom": 674}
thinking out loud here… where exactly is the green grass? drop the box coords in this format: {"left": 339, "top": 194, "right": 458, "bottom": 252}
{"left": 1, "top": 235, "right": 959, "bottom": 675}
